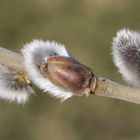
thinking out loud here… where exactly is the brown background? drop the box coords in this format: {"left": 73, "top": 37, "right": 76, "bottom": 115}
{"left": 0, "top": 0, "right": 140, "bottom": 140}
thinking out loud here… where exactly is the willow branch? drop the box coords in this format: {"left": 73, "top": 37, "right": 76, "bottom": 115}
{"left": 1, "top": 47, "right": 140, "bottom": 104}
{"left": 0, "top": 47, "right": 24, "bottom": 71}
{"left": 94, "top": 77, "right": 140, "bottom": 104}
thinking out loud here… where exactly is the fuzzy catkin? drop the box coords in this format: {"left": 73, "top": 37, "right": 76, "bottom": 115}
{"left": 21, "top": 40, "right": 73, "bottom": 100}
{"left": 112, "top": 29, "right": 140, "bottom": 87}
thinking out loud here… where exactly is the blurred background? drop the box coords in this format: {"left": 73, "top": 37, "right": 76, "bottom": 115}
{"left": 0, "top": 0, "right": 140, "bottom": 140}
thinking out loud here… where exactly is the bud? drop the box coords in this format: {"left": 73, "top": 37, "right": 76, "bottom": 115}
{"left": 41, "top": 56, "right": 97, "bottom": 96}
{"left": 22, "top": 40, "right": 97, "bottom": 100}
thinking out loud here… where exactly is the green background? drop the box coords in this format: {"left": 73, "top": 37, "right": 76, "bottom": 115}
{"left": 0, "top": 0, "right": 140, "bottom": 140}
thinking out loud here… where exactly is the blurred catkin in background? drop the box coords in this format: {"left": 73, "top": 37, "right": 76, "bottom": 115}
{"left": 0, "top": 0, "right": 140, "bottom": 140}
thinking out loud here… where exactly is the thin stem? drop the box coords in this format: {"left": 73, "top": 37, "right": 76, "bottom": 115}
{"left": 0, "top": 47, "right": 24, "bottom": 71}
{"left": 94, "top": 77, "right": 140, "bottom": 104}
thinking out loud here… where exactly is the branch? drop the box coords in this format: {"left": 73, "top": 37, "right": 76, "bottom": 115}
{"left": 1, "top": 46, "right": 140, "bottom": 104}
{"left": 0, "top": 47, "right": 24, "bottom": 72}
{"left": 94, "top": 77, "right": 140, "bottom": 104}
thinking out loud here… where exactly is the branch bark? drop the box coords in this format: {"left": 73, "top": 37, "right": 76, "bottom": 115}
{"left": 1, "top": 47, "right": 140, "bottom": 104}
{"left": 0, "top": 47, "right": 24, "bottom": 71}
{"left": 94, "top": 77, "right": 140, "bottom": 104}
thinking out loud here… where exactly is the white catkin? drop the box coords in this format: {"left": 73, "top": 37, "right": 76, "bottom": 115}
{"left": 0, "top": 64, "right": 34, "bottom": 104}
{"left": 21, "top": 40, "right": 73, "bottom": 101}
{"left": 112, "top": 28, "right": 140, "bottom": 87}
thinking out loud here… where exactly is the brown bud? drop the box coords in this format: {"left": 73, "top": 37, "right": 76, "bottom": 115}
{"left": 41, "top": 56, "right": 97, "bottom": 96}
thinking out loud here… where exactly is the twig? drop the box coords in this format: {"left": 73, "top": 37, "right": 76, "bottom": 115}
{"left": 0, "top": 47, "right": 23, "bottom": 71}
{"left": 1, "top": 47, "right": 140, "bottom": 104}
{"left": 94, "top": 77, "right": 140, "bottom": 104}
